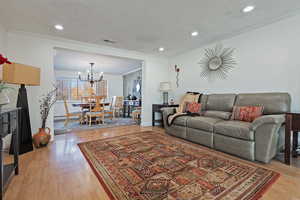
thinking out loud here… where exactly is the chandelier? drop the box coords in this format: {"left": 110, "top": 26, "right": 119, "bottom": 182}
{"left": 78, "top": 63, "right": 103, "bottom": 87}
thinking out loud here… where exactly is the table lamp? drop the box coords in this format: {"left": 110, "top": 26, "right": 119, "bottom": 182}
{"left": 1, "top": 63, "right": 40, "bottom": 154}
{"left": 160, "top": 82, "right": 172, "bottom": 105}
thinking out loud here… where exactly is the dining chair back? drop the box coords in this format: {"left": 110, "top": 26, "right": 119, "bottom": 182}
{"left": 86, "top": 96, "right": 105, "bottom": 126}
{"left": 63, "top": 96, "right": 82, "bottom": 126}
{"left": 90, "top": 96, "right": 105, "bottom": 112}
{"left": 110, "top": 96, "right": 124, "bottom": 117}
{"left": 115, "top": 96, "right": 124, "bottom": 108}
{"left": 132, "top": 106, "right": 142, "bottom": 123}
{"left": 63, "top": 96, "right": 70, "bottom": 115}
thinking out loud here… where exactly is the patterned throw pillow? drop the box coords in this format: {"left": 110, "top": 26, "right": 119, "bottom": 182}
{"left": 231, "top": 106, "right": 264, "bottom": 122}
{"left": 186, "top": 102, "right": 202, "bottom": 114}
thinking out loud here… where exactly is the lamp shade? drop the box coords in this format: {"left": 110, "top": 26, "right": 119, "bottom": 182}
{"left": 1, "top": 63, "right": 40, "bottom": 86}
{"left": 160, "top": 82, "right": 172, "bottom": 91}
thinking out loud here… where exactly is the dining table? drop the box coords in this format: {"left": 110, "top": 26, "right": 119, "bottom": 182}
{"left": 72, "top": 102, "right": 111, "bottom": 125}
{"left": 72, "top": 102, "right": 110, "bottom": 110}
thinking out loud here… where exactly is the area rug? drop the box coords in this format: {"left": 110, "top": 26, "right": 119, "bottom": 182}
{"left": 54, "top": 118, "right": 137, "bottom": 135}
{"left": 78, "top": 131, "right": 280, "bottom": 200}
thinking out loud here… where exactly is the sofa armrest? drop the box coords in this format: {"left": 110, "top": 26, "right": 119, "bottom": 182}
{"left": 161, "top": 107, "right": 176, "bottom": 127}
{"left": 251, "top": 115, "right": 285, "bottom": 130}
{"left": 252, "top": 114, "right": 285, "bottom": 163}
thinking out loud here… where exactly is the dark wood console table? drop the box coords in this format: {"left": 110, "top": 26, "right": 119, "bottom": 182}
{"left": 152, "top": 104, "right": 179, "bottom": 127}
{"left": 285, "top": 113, "right": 300, "bottom": 165}
{"left": 0, "top": 108, "right": 20, "bottom": 199}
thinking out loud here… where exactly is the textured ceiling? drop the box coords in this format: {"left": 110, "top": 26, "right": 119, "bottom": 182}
{"left": 54, "top": 48, "right": 142, "bottom": 75}
{"left": 1, "top": 0, "right": 300, "bottom": 56}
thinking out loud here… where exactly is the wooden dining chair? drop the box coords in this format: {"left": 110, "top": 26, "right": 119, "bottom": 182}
{"left": 63, "top": 97, "right": 83, "bottom": 126}
{"left": 114, "top": 96, "right": 124, "bottom": 117}
{"left": 85, "top": 96, "right": 105, "bottom": 126}
{"left": 104, "top": 97, "right": 115, "bottom": 120}
{"left": 132, "top": 106, "right": 141, "bottom": 123}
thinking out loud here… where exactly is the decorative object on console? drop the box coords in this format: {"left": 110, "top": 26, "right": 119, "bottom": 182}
{"left": 159, "top": 82, "right": 172, "bottom": 105}
{"left": 2, "top": 63, "right": 40, "bottom": 155}
{"left": 174, "top": 65, "right": 180, "bottom": 87}
{"left": 78, "top": 62, "right": 103, "bottom": 87}
{"left": 169, "top": 97, "right": 175, "bottom": 105}
{"left": 231, "top": 105, "right": 264, "bottom": 122}
{"left": 198, "top": 44, "right": 236, "bottom": 80}
{"left": 33, "top": 86, "right": 57, "bottom": 148}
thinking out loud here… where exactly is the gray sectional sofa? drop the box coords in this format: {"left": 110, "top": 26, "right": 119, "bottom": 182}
{"left": 162, "top": 93, "right": 291, "bottom": 163}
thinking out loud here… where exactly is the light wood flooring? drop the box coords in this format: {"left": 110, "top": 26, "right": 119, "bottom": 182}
{"left": 4, "top": 125, "right": 300, "bottom": 200}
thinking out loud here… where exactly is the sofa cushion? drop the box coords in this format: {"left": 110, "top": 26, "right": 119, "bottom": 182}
{"left": 235, "top": 93, "right": 291, "bottom": 115}
{"left": 231, "top": 106, "right": 263, "bottom": 122}
{"left": 206, "top": 94, "right": 236, "bottom": 112}
{"left": 186, "top": 102, "right": 202, "bottom": 114}
{"left": 173, "top": 116, "right": 189, "bottom": 126}
{"left": 187, "top": 116, "right": 223, "bottom": 132}
{"left": 214, "top": 120, "right": 254, "bottom": 141}
{"left": 203, "top": 110, "right": 232, "bottom": 120}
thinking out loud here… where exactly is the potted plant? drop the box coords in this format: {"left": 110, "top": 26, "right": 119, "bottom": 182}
{"left": 33, "top": 86, "right": 57, "bottom": 148}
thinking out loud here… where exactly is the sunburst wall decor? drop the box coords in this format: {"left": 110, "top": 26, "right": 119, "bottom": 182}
{"left": 198, "top": 44, "right": 236, "bottom": 80}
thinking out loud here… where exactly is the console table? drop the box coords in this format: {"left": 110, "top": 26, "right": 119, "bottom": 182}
{"left": 152, "top": 104, "right": 179, "bottom": 127}
{"left": 123, "top": 100, "right": 141, "bottom": 118}
{"left": 285, "top": 113, "right": 300, "bottom": 165}
{"left": 0, "top": 108, "right": 20, "bottom": 199}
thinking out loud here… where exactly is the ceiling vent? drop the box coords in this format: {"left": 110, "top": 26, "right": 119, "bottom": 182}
{"left": 103, "top": 39, "right": 116, "bottom": 44}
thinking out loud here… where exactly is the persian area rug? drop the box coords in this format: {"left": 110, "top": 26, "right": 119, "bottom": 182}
{"left": 78, "top": 131, "right": 279, "bottom": 200}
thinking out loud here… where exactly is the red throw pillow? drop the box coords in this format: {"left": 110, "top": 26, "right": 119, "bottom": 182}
{"left": 231, "top": 106, "right": 264, "bottom": 122}
{"left": 186, "top": 102, "right": 202, "bottom": 113}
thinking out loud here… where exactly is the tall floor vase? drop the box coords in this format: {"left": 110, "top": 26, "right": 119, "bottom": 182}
{"left": 10, "top": 84, "right": 33, "bottom": 154}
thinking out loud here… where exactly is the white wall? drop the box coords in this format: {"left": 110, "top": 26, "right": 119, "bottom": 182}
{"left": 0, "top": 24, "right": 7, "bottom": 54}
{"left": 54, "top": 70, "right": 123, "bottom": 117}
{"left": 6, "top": 32, "right": 169, "bottom": 137}
{"left": 169, "top": 14, "right": 300, "bottom": 112}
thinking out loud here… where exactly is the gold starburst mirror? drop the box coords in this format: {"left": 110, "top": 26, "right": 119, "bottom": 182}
{"left": 199, "top": 44, "right": 236, "bottom": 80}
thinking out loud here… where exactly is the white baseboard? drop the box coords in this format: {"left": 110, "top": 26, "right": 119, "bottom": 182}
{"left": 141, "top": 121, "right": 152, "bottom": 127}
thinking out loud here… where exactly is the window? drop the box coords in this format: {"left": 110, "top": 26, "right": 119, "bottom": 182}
{"left": 56, "top": 79, "right": 108, "bottom": 100}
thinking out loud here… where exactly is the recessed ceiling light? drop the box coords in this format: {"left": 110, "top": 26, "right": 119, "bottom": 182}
{"left": 54, "top": 24, "right": 64, "bottom": 30}
{"left": 242, "top": 5, "right": 255, "bottom": 13}
{"left": 191, "top": 31, "right": 199, "bottom": 36}
{"left": 158, "top": 47, "right": 165, "bottom": 52}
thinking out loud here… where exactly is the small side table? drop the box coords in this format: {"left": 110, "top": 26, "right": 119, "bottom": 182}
{"left": 285, "top": 113, "right": 300, "bottom": 165}
{"left": 152, "top": 104, "right": 179, "bottom": 127}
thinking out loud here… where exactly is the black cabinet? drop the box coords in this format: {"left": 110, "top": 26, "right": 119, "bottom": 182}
{"left": 0, "top": 108, "right": 20, "bottom": 200}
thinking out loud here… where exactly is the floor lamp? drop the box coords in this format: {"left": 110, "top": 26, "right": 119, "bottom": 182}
{"left": 1, "top": 63, "right": 40, "bottom": 154}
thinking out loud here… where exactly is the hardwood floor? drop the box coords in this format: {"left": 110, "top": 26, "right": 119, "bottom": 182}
{"left": 4, "top": 125, "right": 300, "bottom": 200}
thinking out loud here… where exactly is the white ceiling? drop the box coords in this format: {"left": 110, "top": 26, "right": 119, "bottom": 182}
{"left": 1, "top": 0, "right": 300, "bottom": 56}
{"left": 54, "top": 48, "right": 142, "bottom": 75}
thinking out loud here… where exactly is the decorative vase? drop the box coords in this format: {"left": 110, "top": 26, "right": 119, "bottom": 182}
{"left": 33, "top": 127, "right": 51, "bottom": 148}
